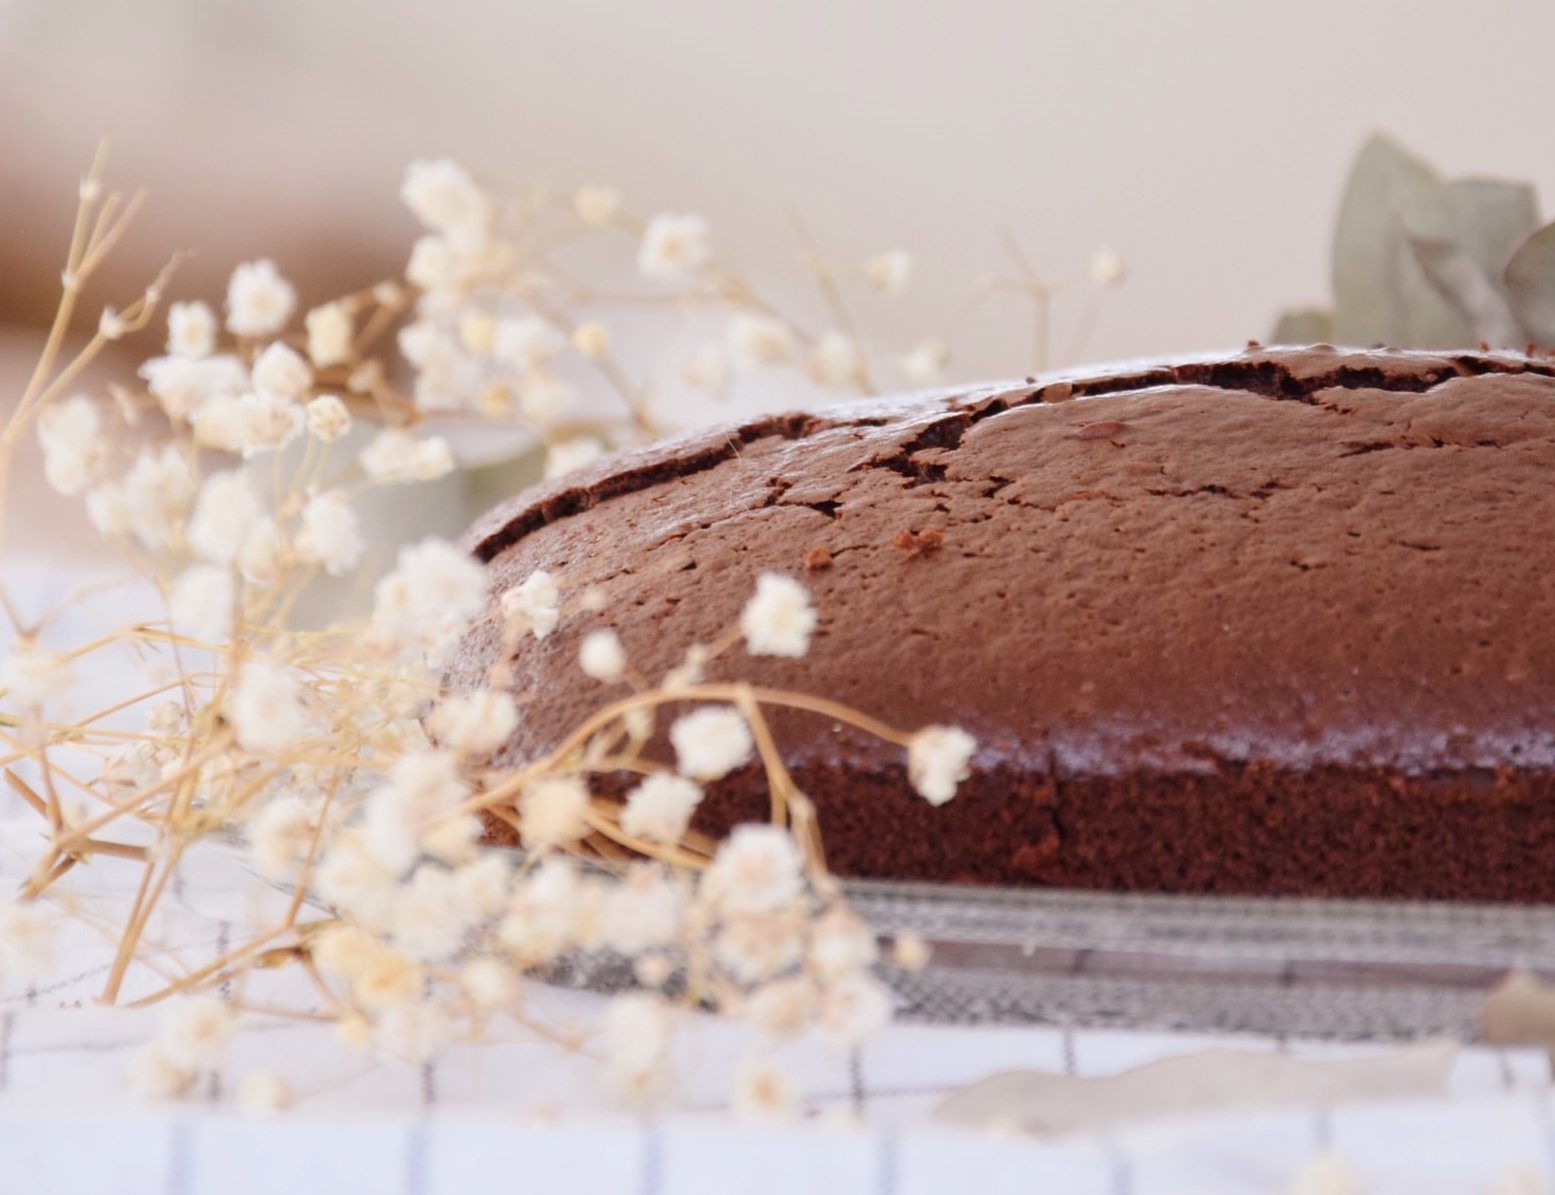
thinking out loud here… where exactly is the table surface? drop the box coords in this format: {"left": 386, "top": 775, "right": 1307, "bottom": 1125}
{"left": 4, "top": 567, "right": 1554, "bottom": 1195}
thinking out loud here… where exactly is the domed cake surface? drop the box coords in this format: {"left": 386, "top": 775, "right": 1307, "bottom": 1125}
{"left": 451, "top": 344, "right": 1555, "bottom": 900}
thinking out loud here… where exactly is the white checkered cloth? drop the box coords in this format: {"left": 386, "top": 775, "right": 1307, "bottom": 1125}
{"left": 3, "top": 565, "right": 1554, "bottom": 1195}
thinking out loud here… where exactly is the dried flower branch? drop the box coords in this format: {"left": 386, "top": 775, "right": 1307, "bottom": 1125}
{"left": 0, "top": 148, "right": 1126, "bottom": 1114}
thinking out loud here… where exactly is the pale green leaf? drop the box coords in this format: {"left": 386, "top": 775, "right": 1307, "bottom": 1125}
{"left": 1331, "top": 133, "right": 1468, "bottom": 348}
{"left": 1269, "top": 308, "right": 1335, "bottom": 345}
{"left": 1505, "top": 221, "right": 1555, "bottom": 346}
{"left": 1406, "top": 233, "right": 1525, "bottom": 348}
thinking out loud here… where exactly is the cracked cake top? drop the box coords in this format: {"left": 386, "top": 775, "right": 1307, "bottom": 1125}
{"left": 454, "top": 344, "right": 1555, "bottom": 783}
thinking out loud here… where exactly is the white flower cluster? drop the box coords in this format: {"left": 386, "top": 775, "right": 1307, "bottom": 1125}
{"left": 130, "top": 996, "right": 234, "bottom": 1100}
{"left": 739, "top": 572, "right": 816, "bottom": 658}
{"left": 366, "top": 537, "right": 490, "bottom": 667}
{"left": 907, "top": 725, "right": 978, "bottom": 805}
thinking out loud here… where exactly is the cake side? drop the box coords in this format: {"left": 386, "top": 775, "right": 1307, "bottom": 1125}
{"left": 450, "top": 345, "right": 1555, "bottom": 899}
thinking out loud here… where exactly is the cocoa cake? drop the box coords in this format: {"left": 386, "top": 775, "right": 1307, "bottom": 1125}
{"left": 452, "top": 345, "right": 1555, "bottom": 901}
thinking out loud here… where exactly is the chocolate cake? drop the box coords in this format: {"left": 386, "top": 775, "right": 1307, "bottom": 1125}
{"left": 452, "top": 345, "right": 1555, "bottom": 901}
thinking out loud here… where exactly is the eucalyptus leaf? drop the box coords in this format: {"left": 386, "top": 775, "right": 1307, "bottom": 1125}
{"left": 1406, "top": 232, "right": 1526, "bottom": 348}
{"left": 1505, "top": 220, "right": 1555, "bottom": 346}
{"left": 1330, "top": 133, "right": 1467, "bottom": 348}
{"left": 1399, "top": 178, "right": 1539, "bottom": 295}
{"left": 1269, "top": 308, "right": 1335, "bottom": 344}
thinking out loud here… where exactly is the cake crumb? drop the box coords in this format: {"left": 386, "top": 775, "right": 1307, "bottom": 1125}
{"left": 1041, "top": 381, "right": 1073, "bottom": 403}
{"left": 803, "top": 546, "right": 834, "bottom": 570}
{"left": 892, "top": 528, "right": 944, "bottom": 556}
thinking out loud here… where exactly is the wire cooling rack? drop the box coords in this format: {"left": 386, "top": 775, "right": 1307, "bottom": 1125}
{"left": 836, "top": 880, "right": 1555, "bottom": 1039}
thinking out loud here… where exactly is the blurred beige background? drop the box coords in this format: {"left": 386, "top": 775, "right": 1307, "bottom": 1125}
{"left": 3, "top": 0, "right": 1554, "bottom": 381}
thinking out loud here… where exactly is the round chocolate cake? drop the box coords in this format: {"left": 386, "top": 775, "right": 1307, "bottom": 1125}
{"left": 452, "top": 344, "right": 1555, "bottom": 901}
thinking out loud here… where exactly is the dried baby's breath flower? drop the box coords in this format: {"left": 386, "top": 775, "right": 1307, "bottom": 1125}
{"left": 638, "top": 212, "right": 712, "bottom": 281}
{"left": 809, "top": 331, "right": 863, "bottom": 390}
{"left": 315, "top": 842, "right": 399, "bottom": 930}
{"left": 493, "top": 316, "right": 565, "bottom": 370}
{"left": 622, "top": 703, "right": 653, "bottom": 740}
{"left": 147, "top": 700, "right": 185, "bottom": 735}
{"left": 128, "top": 1046, "right": 196, "bottom": 1101}
{"left": 453, "top": 854, "right": 510, "bottom": 919}
{"left": 1090, "top": 246, "right": 1127, "bottom": 287}
{"left": 36, "top": 395, "right": 105, "bottom": 496}
{"left": 305, "top": 394, "right": 351, "bottom": 442}
{"left": 458, "top": 309, "right": 498, "bottom": 356}
{"left": 155, "top": 995, "right": 235, "bottom": 1072}
{"left": 500, "top": 857, "right": 583, "bottom": 962}
{"left": 398, "top": 321, "right": 438, "bottom": 369}
{"left": 168, "top": 564, "right": 235, "bottom": 641}
{"left": 312, "top": 924, "right": 377, "bottom": 978}
{"left": 238, "top": 516, "right": 283, "bottom": 584}
{"left": 188, "top": 470, "right": 259, "bottom": 565}
{"left": 865, "top": 248, "right": 913, "bottom": 297}
{"left": 226, "top": 259, "right": 296, "bottom": 338}
{"left": 902, "top": 336, "right": 950, "bottom": 385}
{"left": 188, "top": 393, "right": 248, "bottom": 453}
{"left": 248, "top": 794, "right": 322, "bottom": 881}
{"left": 396, "top": 538, "right": 489, "bottom": 627}
{"left": 545, "top": 436, "right": 606, "bottom": 479}
{"left": 726, "top": 313, "right": 794, "bottom": 371}
{"left": 461, "top": 956, "right": 518, "bottom": 1011}
{"left": 702, "top": 824, "right": 804, "bottom": 915}
{"left": 166, "top": 300, "right": 216, "bottom": 359}
{"left": 140, "top": 353, "right": 249, "bottom": 422}
{"left": 3, "top": 150, "right": 1132, "bottom": 1110}
{"left": 907, "top": 725, "right": 977, "bottom": 806}
{"left": 421, "top": 812, "right": 482, "bottom": 865}
{"left": 296, "top": 490, "right": 365, "bottom": 576}
{"left": 817, "top": 975, "right": 894, "bottom": 1044}
{"left": 602, "top": 864, "right": 685, "bottom": 956}
{"left": 732, "top": 1057, "right": 799, "bottom": 1123}
{"left": 808, "top": 907, "right": 878, "bottom": 982}
{"left": 239, "top": 391, "right": 307, "bottom": 457}
{"left": 353, "top": 948, "right": 427, "bottom": 1013}
{"left": 84, "top": 481, "right": 129, "bottom": 537}
{"left": 634, "top": 954, "right": 675, "bottom": 989}
{"left": 520, "top": 774, "right": 591, "bottom": 851}
{"left": 123, "top": 444, "right": 196, "bottom": 550}
{"left": 621, "top": 773, "right": 703, "bottom": 845}
{"left": 359, "top": 427, "right": 416, "bottom": 481}
{"left": 518, "top": 373, "right": 576, "bottom": 427}
{"left": 305, "top": 300, "right": 353, "bottom": 367}
{"left": 573, "top": 184, "right": 621, "bottom": 228}
{"left": 389, "top": 864, "right": 476, "bottom": 962}
{"left": 0, "top": 902, "right": 58, "bottom": 983}
{"left": 890, "top": 931, "right": 931, "bottom": 971}
{"left": 682, "top": 342, "right": 732, "bottom": 395}
{"left": 402, "top": 159, "right": 493, "bottom": 251}
{"left": 746, "top": 976, "right": 817, "bottom": 1040}
{"left": 230, "top": 660, "right": 309, "bottom": 755}
{"left": 670, "top": 705, "right": 754, "bottom": 782}
{"left": 406, "top": 235, "right": 451, "bottom": 290}
{"left": 603, "top": 992, "right": 674, "bottom": 1093}
{"left": 251, "top": 341, "right": 313, "bottom": 401}
{"left": 501, "top": 569, "right": 560, "bottom": 641}
{"left": 579, "top": 628, "right": 627, "bottom": 682}
{"left": 572, "top": 320, "right": 611, "bottom": 359}
{"left": 427, "top": 690, "right": 519, "bottom": 753}
{"left": 740, "top": 572, "right": 817, "bottom": 658}
{"left": 716, "top": 910, "right": 806, "bottom": 983}
{"left": 237, "top": 1070, "right": 293, "bottom": 1117}
{"left": 364, "top": 750, "right": 470, "bottom": 873}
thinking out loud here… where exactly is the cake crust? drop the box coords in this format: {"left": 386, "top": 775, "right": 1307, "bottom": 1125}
{"left": 452, "top": 345, "right": 1555, "bottom": 900}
